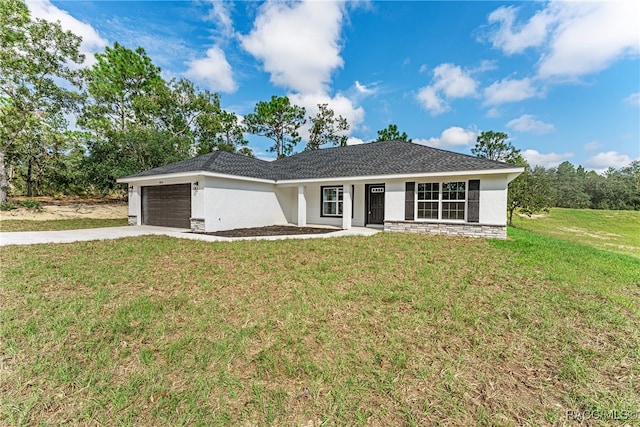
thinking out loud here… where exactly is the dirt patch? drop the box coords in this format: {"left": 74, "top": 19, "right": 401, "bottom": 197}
{"left": 516, "top": 212, "right": 546, "bottom": 219}
{"left": 559, "top": 226, "right": 619, "bottom": 240}
{"left": 196, "top": 225, "right": 339, "bottom": 238}
{"left": 1, "top": 198, "right": 127, "bottom": 221}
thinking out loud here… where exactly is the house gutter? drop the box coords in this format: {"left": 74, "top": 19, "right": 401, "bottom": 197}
{"left": 274, "top": 167, "right": 525, "bottom": 186}
{"left": 116, "top": 167, "right": 525, "bottom": 186}
{"left": 116, "top": 171, "right": 277, "bottom": 185}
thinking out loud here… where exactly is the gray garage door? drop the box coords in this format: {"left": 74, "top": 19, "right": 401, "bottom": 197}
{"left": 142, "top": 184, "right": 191, "bottom": 228}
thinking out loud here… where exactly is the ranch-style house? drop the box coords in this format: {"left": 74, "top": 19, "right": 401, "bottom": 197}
{"left": 117, "top": 140, "right": 523, "bottom": 239}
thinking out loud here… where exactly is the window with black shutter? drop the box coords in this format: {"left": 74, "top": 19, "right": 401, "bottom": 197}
{"left": 405, "top": 182, "right": 415, "bottom": 220}
{"left": 468, "top": 179, "right": 480, "bottom": 223}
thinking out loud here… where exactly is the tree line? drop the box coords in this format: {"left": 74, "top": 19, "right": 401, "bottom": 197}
{"left": 1, "top": 0, "right": 363, "bottom": 202}
{"left": 472, "top": 131, "right": 640, "bottom": 224}
{"left": 2, "top": 0, "right": 637, "bottom": 215}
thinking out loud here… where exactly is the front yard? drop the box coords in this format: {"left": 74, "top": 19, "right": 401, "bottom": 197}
{"left": 1, "top": 228, "right": 638, "bottom": 425}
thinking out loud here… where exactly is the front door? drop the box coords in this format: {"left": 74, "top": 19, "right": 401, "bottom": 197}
{"left": 367, "top": 184, "right": 385, "bottom": 224}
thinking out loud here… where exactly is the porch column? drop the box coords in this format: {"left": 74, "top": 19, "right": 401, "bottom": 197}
{"left": 342, "top": 184, "right": 352, "bottom": 230}
{"left": 191, "top": 179, "right": 206, "bottom": 232}
{"left": 128, "top": 185, "right": 142, "bottom": 225}
{"left": 297, "top": 185, "right": 307, "bottom": 227}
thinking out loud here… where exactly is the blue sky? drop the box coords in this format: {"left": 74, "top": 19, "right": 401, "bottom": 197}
{"left": 28, "top": 0, "right": 640, "bottom": 171}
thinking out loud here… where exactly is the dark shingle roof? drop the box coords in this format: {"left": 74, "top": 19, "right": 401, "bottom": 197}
{"left": 121, "top": 140, "right": 516, "bottom": 181}
{"left": 272, "top": 140, "right": 514, "bottom": 180}
{"left": 124, "top": 151, "right": 278, "bottom": 180}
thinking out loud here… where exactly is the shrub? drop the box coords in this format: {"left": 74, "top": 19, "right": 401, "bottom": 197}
{"left": 0, "top": 201, "right": 18, "bottom": 211}
{"left": 20, "top": 199, "right": 42, "bottom": 211}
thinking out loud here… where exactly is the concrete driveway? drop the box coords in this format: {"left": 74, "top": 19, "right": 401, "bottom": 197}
{"left": 0, "top": 225, "right": 380, "bottom": 246}
{"left": 0, "top": 226, "right": 190, "bottom": 246}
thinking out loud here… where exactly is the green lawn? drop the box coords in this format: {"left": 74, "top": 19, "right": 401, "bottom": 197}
{"left": 1, "top": 228, "right": 639, "bottom": 425}
{"left": 512, "top": 208, "right": 640, "bottom": 258}
{"left": 0, "top": 218, "right": 128, "bottom": 232}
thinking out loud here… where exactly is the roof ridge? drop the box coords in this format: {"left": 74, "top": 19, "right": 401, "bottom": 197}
{"left": 418, "top": 142, "right": 511, "bottom": 166}
{"left": 201, "top": 151, "right": 222, "bottom": 170}
{"left": 120, "top": 139, "right": 518, "bottom": 181}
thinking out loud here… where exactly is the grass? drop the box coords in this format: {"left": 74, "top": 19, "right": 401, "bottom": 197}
{"left": 0, "top": 218, "right": 128, "bottom": 232}
{"left": 1, "top": 226, "right": 639, "bottom": 425}
{"left": 512, "top": 208, "right": 640, "bottom": 258}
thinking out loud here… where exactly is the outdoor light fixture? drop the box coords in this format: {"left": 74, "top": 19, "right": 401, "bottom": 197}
{"left": 128, "top": 185, "right": 133, "bottom": 191}
{"left": 193, "top": 181, "right": 199, "bottom": 190}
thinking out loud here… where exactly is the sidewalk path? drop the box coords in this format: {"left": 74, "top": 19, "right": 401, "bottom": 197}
{"left": 0, "top": 226, "right": 380, "bottom": 246}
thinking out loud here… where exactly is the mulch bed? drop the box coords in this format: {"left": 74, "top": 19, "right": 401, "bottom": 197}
{"left": 194, "top": 225, "right": 339, "bottom": 238}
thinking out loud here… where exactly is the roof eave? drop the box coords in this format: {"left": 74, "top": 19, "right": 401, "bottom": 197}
{"left": 117, "top": 171, "right": 276, "bottom": 184}
{"left": 117, "top": 167, "right": 525, "bottom": 186}
{"left": 275, "top": 167, "right": 525, "bottom": 186}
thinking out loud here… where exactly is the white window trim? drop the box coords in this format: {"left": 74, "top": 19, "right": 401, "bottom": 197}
{"left": 321, "top": 186, "right": 344, "bottom": 217}
{"left": 415, "top": 181, "right": 467, "bottom": 222}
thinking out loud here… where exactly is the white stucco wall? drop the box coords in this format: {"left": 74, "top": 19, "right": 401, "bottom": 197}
{"left": 276, "top": 186, "right": 297, "bottom": 224}
{"left": 123, "top": 171, "right": 511, "bottom": 231}
{"left": 284, "top": 177, "right": 508, "bottom": 228}
{"left": 353, "top": 183, "right": 365, "bottom": 227}
{"left": 191, "top": 179, "right": 206, "bottom": 221}
{"left": 202, "top": 177, "right": 289, "bottom": 232}
{"left": 384, "top": 180, "right": 406, "bottom": 222}
{"left": 384, "top": 175, "right": 509, "bottom": 226}
{"left": 304, "top": 183, "right": 366, "bottom": 228}
{"left": 478, "top": 175, "right": 509, "bottom": 225}
{"left": 127, "top": 186, "right": 142, "bottom": 224}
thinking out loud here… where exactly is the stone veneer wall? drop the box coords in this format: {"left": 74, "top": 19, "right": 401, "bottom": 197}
{"left": 190, "top": 218, "right": 205, "bottom": 233}
{"left": 128, "top": 215, "right": 137, "bottom": 226}
{"left": 384, "top": 220, "right": 507, "bottom": 239}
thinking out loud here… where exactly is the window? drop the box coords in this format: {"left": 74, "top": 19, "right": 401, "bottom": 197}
{"left": 321, "top": 186, "right": 355, "bottom": 217}
{"left": 442, "top": 182, "right": 465, "bottom": 220}
{"left": 417, "top": 183, "right": 439, "bottom": 219}
{"left": 322, "top": 186, "right": 343, "bottom": 216}
{"left": 416, "top": 181, "right": 466, "bottom": 221}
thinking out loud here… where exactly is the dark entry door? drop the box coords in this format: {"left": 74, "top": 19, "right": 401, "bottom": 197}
{"left": 368, "top": 185, "right": 385, "bottom": 224}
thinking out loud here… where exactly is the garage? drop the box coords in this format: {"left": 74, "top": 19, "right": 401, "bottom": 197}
{"left": 142, "top": 184, "right": 191, "bottom": 228}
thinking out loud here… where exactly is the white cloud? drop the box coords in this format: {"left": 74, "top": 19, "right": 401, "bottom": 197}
{"left": 486, "top": 5, "right": 555, "bottom": 55}
{"left": 239, "top": 0, "right": 345, "bottom": 94}
{"left": 354, "top": 81, "right": 376, "bottom": 97}
{"left": 416, "top": 63, "right": 478, "bottom": 115}
{"left": 485, "top": 1, "right": 640, "bottom": 79}
{"left": 26, "top": 0, "right": 108, "bottom": 67}
{"left": 523, "top": 149, "right": 573, "bottom": 168}
{"left": 506, "top": 114, "right": 555, "bottom": 134}
{"left": 539, "top": 2, "right": 639, "bottom": 79}
{"left": 205, "top": 0, "right": 234, "bottom": 39}
{"left": 583, "top": 141, "right": 602, "bottom": 152}
{"left": 471, "top": 60, "right": 498, "bottom": 73}
{"left": 624, "top": 92, "right": 640, "bottom": 107}
{"left": 346, "top": 137, "right": 365, "bottom": 146}
{"left": 184, "top": 46, "right": 237, "bottom": 93}
{"left": 433, "top": 63, "right": 478, "bottom": 98}
{"left": 416, "top": 86, "right": 448, "bottom": 115}
{"left": 483, "top": 77, "right": 541, "bottom": 105}
{"left": 418, "top": 126, "right": 478, "bottom": 148}
{"left": 586, "top": 151, "right": 636, "bottom": 170}
{"left": 485, "top": 107, "right": 501, "bottom": 118}
{"left": 290, "top": 92, "right": 364, "bottom": 131}
{"left": 239, "top": 0, "right": 364, "bottom": 146}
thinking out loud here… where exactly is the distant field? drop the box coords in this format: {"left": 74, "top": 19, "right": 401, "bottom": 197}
{"left": 1, "top": 230, "right": 639, "bottom": 426}
{"left": 512, "top": 208, "right": 640, "bottom": 258}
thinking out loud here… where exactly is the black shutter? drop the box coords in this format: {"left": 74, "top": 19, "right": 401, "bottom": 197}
{"left": 468, "top": 179, "right": 480, "bottom": 223}
{"left": 405, "top": 182, "right": 415, "bottom": 220}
